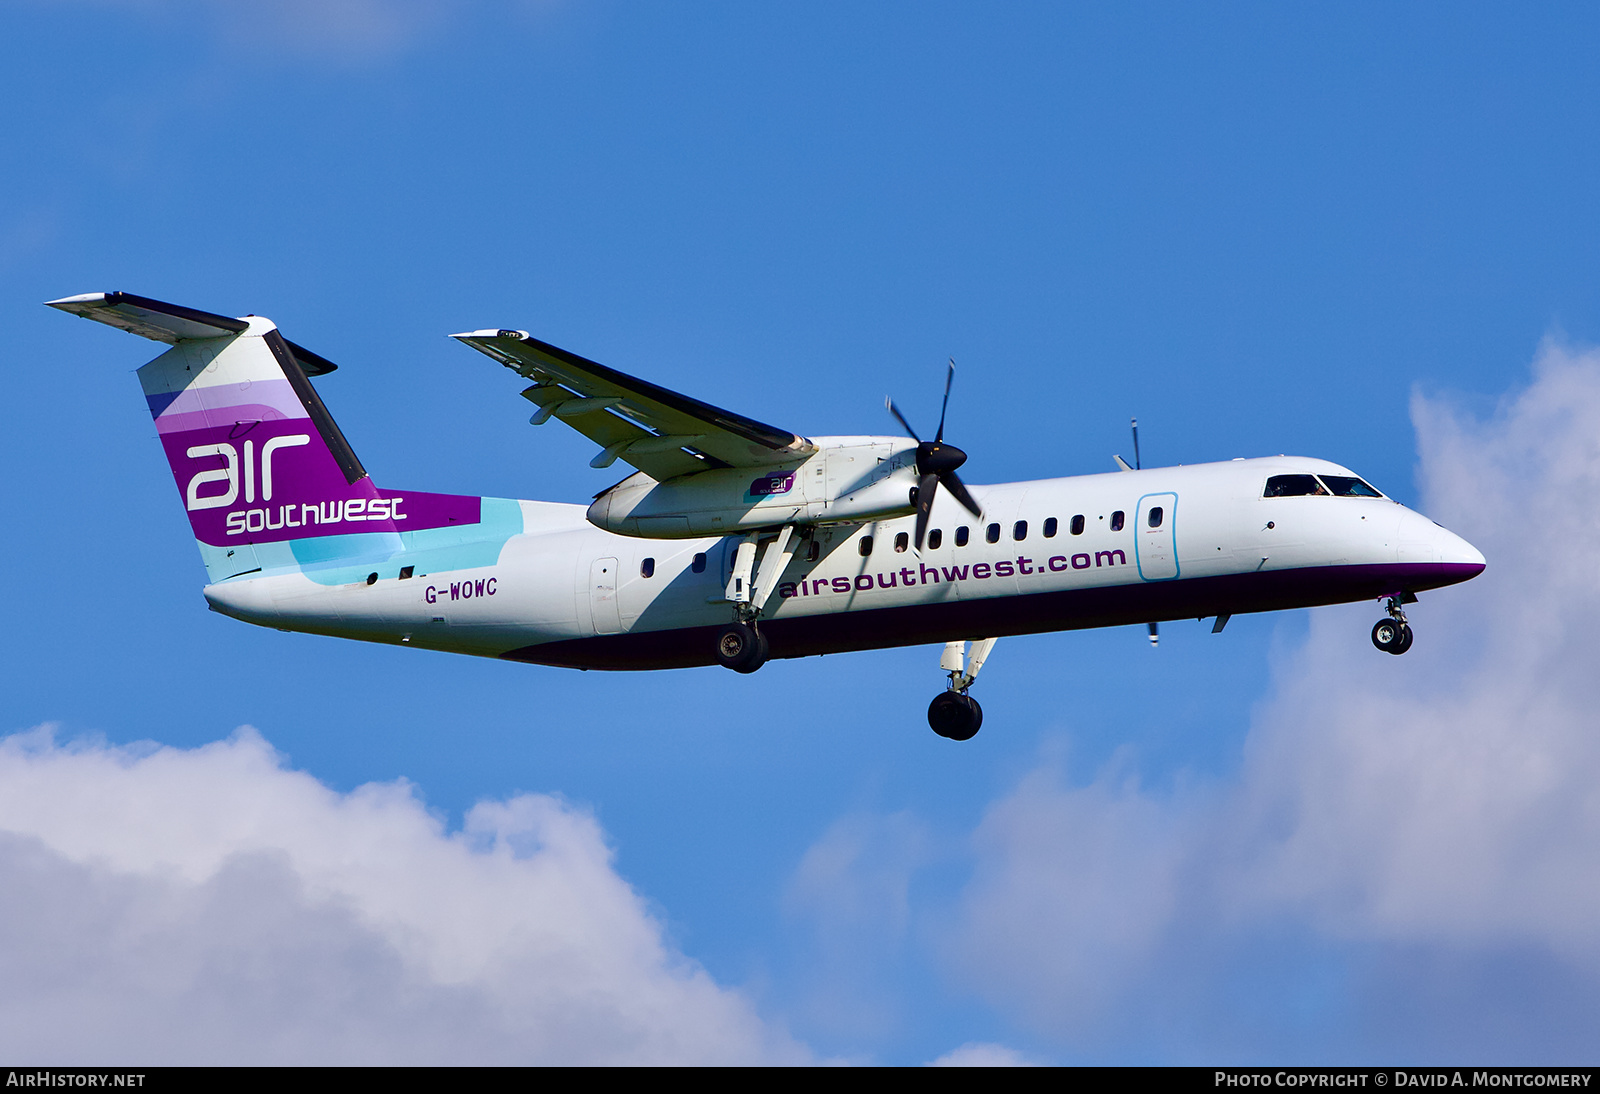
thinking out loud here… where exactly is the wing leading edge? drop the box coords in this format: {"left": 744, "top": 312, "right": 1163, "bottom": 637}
{"left": 452, "top": 329, "right": 815, "bottom": 481}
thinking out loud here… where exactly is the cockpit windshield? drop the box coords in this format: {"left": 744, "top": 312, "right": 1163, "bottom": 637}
{"left": 1320, "top": 475, "right": 1384, "bottom": 498}
{"left": 1263, "top": 474, "right": 1328, "bottom": 497}
{"left": 1263, "top": 473, "right": 1385, "bottom": 499}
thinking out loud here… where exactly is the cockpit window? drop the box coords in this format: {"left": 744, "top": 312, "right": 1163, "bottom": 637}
{"left": 1263, "top": 474, "right": 1328, "bottom": 498}
{"left": 1320, "top": 475, "right": 1384, "bottom": 498}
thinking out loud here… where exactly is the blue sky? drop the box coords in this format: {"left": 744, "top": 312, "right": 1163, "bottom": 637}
{"left": 5, "top": 1, "right": 1600, "bottom": 1064}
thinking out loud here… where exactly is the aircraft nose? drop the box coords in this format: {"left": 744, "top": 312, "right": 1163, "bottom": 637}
{"left": 1437, "top": 525, "right": 1486, "bottom": 571}
{"left": 1406, "top": 508, "right": 1486, "bottom": 575}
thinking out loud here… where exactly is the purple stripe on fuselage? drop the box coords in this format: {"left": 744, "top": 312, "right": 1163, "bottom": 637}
{"left": 154, "top": 405, "right": 309, "bottom": 436}
{"left": 500, "top": 561, "right": 1486, "bottom": 670}
{"left": 149, "top": 378, "right": 307, "bottom": 432}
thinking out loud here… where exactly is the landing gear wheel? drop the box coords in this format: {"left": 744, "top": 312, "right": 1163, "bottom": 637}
{"left": 1371, "top": 619, "right": 1412, "bottom": 655}
{"left": 715, "top": 622, "right": 769, "bottom": 673}
{"left": 928, "top": 691, "right": 983, "bottom": 740}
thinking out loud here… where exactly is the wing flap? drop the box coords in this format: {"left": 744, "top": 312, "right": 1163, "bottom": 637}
{"left": 518, "top": 384, "right": 705, "bottom": 477}
{"left": 453, "top": 329, "right": 814, "bottom": 477}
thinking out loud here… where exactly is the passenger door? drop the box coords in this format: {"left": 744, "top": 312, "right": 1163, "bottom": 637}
{"left": 589, "top": 557, "right": 622, "bottom": 635}
{"left": 1135, "top": 493, "right": 1179, "bottom": 580}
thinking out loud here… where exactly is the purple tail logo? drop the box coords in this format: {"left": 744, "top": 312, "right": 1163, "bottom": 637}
{"left": 172, "top": 419, "right": 476, "bottom": 543}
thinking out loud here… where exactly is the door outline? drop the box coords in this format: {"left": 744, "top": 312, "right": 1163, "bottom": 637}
{"left": 589, "top": 556, "right": 622, "bottom": 635}
{"left": 1134, "top": 492, "right": 1179, "bottom": 581}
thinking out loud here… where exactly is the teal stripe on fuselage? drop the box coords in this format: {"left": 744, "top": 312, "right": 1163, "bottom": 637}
{"left": 205, "top": 497, "right": 525, "bottom": 586}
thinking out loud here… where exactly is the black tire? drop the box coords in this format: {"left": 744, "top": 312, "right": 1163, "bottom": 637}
{"left": 715, "top": 622, "right": 768, "bottom": 673}
{"left": 1372, "top": 619, "right": 1407, "bottom": 654}
{"left": 928, "top": 691, "right": 983, "bottom": 741}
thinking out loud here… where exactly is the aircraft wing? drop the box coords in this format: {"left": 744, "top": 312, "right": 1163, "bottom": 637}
{"left": 452, "top": 329, "right": 816, "bottom": 480}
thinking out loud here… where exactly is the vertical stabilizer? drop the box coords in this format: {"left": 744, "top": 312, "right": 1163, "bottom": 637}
{"left": 50, "top": 293, "right": 480, "bottom": 583}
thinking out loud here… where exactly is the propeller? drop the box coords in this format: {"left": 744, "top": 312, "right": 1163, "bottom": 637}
{"left": 886, "top": 359, "right": 983, "bottom": 550}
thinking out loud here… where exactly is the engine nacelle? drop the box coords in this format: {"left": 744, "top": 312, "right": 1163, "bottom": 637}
{"left": 587, "top": 436, "right": 920, "bottom": 537}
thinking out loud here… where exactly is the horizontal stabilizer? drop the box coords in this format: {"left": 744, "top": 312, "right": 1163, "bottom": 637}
{"left": 47, "top": 291, "right": 337, "bottom": 375}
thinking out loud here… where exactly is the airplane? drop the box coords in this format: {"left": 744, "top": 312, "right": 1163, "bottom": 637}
{"left": 49, "top": 291, "right": 1486, "bottom": 741}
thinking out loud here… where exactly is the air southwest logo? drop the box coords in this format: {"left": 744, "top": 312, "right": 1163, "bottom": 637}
{"left": 748, "top": 472, "right": 795, "bottom": 498}
{"left": 776, "top": 550, "right": 1128, "bottom": 598}
{"left": 183, "top": 435, "right": 407, "bottom": 535}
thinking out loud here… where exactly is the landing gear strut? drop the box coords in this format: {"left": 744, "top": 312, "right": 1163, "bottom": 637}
{"left": 929, "top": 638, "right": 996, "bottom": 740}
{"left": 713, "top": 526, "right": 798, "bottom": 674}
{"left": 1371, "top": 595, "right": 1415, "bottom": 655}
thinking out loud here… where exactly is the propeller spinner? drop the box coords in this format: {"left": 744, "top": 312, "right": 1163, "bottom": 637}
{"left": 886, "top": 359, "right": 983, "bottom": 550}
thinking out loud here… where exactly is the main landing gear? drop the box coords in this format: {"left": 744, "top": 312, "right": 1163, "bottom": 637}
{"left": 929, "top": 638, "right": 997, "bottom": 740}
{"left": 1371, "top": 594, "right": 1416, "bottom": 655}
{"left": 715, "top": 620, "right": 769, "bottom": 674}
{"left": 714, "top": 526, "right": 799, "bottom": 674}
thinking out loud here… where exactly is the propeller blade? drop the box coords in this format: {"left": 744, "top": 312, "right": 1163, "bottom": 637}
{"left": 913, "top": 471, "right": 940, "bottom": 550}
{"left": 935, "top": 358, "right": 954, "bottom": 443}
{"left": 886, "top": 397, "right": 922, "bottom": 441}
{"left": 940, "top": 469, "right": 983, "bottom": 519}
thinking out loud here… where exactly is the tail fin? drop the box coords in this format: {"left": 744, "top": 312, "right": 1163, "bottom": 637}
{"left": 50, "top": 292, "right": 477, "bottom": 583}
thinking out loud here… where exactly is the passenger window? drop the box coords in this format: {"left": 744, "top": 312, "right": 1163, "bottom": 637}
{"left": 1043, "top": 517, "right": 1058, "bottom": 538}
{"left": 1070, "top": 514, "right": 1085, "bottom": 535}
{"left": 1110, "top": 510, "right": 1125, "bottom": 531}
{"left": 1321, "top": 475, "right": 1384, "bottom": 498}
{"left": 1263, "top": 474, "right": 1328, "bottom": 497}
{"left": 691, "top": 552, "right": 706, "bottom": 574}
{"left": 986, "top": 523, "right": 1000, "bottom": 544}
{"left": 955, "top": 526, "right": 969, "bottom": 547}
{"left": 1148, "top": 506, "right": 1164, "bottom": 529}
{"left": 640, "top": 557, "right": 655, "bottom": 578}
{"left": 928, "top": 529, "right": 943, "bottom": 550}
{"left": 894, "top": 531, "right": 909, "bottom": 553}
{"left": 859, "top": 535, "right": 874, "bottom": 557}
{"left": 1013, "top": 520, "right": 1027, "bottom": 541}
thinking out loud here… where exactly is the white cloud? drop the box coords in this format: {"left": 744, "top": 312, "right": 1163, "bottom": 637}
{"left": 780, "top": 811, "right": 932, "bottom": 1043}
{"left": 794, "top": 342, "right": 1600, "bottom": 1055}
{"left": 1229, "top": 342, "right": 1600, "bottom": 953}
{"left": 926, "top": 1041, "right": 1042, "bottom": 1066}
{"left": 0, "top": 727, "right": 809, "bottom": 1064}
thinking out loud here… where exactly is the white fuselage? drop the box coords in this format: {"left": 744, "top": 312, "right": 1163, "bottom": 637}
{"left": 203, "top": 455, "right": 1484, "bottom": 670}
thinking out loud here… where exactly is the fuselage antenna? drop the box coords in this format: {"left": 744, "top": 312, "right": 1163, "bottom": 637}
{"left": 1131, "top": 417, "right": 1142, "bottom": 471}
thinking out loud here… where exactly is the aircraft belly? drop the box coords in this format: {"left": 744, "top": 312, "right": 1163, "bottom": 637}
{"left": 502, "top": 559, "right": 1484, "bottom": 670}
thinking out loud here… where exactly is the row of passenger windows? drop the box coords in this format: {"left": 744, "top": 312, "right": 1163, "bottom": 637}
{"left": 641, "top": 506, "right": 1153, "bottom": 573}
{"left": 643, "top": 541, "right": 819, "bottom": 579}
{"left": 640, "top": 553, "right": 702, "bottom": 578}
{"left": 858, "top": 510, "right": 1130, "bottom": 556}
{"left": 1263, "top": 474, "right": 1383, "bottom": 498}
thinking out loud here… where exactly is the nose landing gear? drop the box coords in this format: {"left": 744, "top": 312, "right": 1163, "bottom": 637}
{"left": 929, "top": 691, "right": 983, "bottom": 740}
{"left": 1371, "top": 595, "right": 1415, "bottom": 655}
{"left": 929, "top": 638, "right": 997, "bottom": 740}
